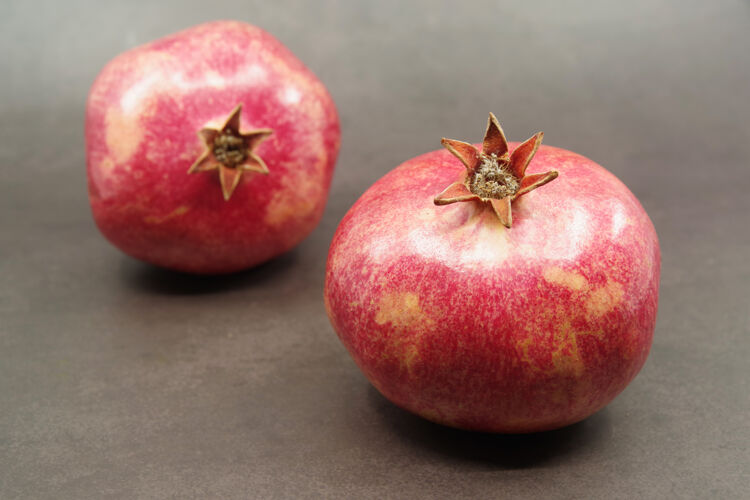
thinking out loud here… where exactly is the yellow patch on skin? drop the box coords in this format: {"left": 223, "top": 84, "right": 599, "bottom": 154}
{"left": 620, "top": 329, "right": 639, "bottom": 361}
{"left": 545, "top": 384, "right": 571, "bottom": 406}
{"left": 381, "top": 335, "right": 424, "bottom": 374}
{"left": 542, "top": 322, "right": 604, "bottom": 378}
{"left": 143, "top": 205, "right": 190, "bottom": 224}
{"left": 264, "top": 184, "right": 320, "bottom": 228}
{"left": 105, "top": 107, "right": 143, "bottom": 164}
{"left": 586, "top": 280, "right": 624, "bottom": 318}
{"left": 551, "top": 322, "right": 587, "bottom": 377}
{"left": 402, "top": 344, "right": 421, "bottom": 372}
{"left": 375, "top": 292, "right": 430, "bottom": 328}
{"left": 99, "top": 158, "right": 115, "bottom": 171}
{"left": 543, "top": 267, "right": 588, "bottom": 291}
{"left": 264, "top": 151, "right": 327, "bottom": 228}
{"left": 419, "top": 408, "right": 442, "bottom": 423}
{"left": 516, "top": 336, "right": 541, "bottom": 373}
{"left": 327, "top": 246, "right": 344, "bottom": 277}
{"left": 375, "top": 292, "right": 435, "bottom": 374}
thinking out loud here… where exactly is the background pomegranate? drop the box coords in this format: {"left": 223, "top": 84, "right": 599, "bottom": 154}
{"left": 86, "top": 21, "right": 340, "bottom": 274}
{"left": 325, "top": 115, "right": 660, "bottom": 433}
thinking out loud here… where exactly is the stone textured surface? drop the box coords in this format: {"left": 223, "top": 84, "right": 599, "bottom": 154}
{"left": 1, "top": 0, "right": 748, "bottom": 498}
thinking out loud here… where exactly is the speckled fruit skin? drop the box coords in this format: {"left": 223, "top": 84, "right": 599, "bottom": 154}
{"left": 86, "top": 21, "right": 340, "bottom": 273}
{"left": 325, "top": 143, "right": 660, "bottom": 433}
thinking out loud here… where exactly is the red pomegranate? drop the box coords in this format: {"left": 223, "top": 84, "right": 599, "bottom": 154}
{"left": 86, "top": 21, "right": 340, "bottom": 273}
{"left": 325, "top": 114, "right": 660, "bottom": 433}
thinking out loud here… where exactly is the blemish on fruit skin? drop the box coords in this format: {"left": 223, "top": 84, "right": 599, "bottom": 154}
{"left": 263, "top": 132, "right": 329, "bottom": 230}
{"left": 375, "top": 292, "right": 431, "bottom": 328}
{"left": 517, "top": 319, "right": 603, "bottom": 378}
{"left": 551, "top": 324, "right": 604, "bottom": 378}
{"left": 143, "top": 205, "right": 190, "bottom": 224}
{"left": 99, "top": 158, "right": 115, "bottom": 171}
{"left": 264, "top": 171, "right": 324, "bottom": 229}
{"left": 516, "top": 336, "right": 542, "bottom": 373}
{"left": 105, "top": 107, "right": 143, "bottom": 164}
{"left": 265, "top": 189, "right": 318, "bottom": 228}
{"left": 418, "top": 408, "right": 442, "bottom": 423}
{"left": 402, "top": 344, "right": 421, "bottom": 373}
{"left": 542, "top": 267, "right": 624, "bottom": 318}
{"left": 374, "top": 291, "right": 434, "bottom": 374}
{"left": 586, "top": 280, "right": 624, "bottom": 318}
{"left": 543, "top": 267, "right": 588, "bottom": 291}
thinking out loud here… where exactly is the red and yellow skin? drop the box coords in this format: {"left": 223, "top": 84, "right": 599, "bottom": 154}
{"left": 86, "top": 21, "right": 340, "bottom": 273}
{"left": 325, "top": 125, "right": 660, "bottom": 433}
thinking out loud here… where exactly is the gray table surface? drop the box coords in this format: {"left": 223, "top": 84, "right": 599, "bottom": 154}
{"left": 2, "top": 1, "right": 749, "bottom": 498}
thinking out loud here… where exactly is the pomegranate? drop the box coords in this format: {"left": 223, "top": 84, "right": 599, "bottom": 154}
{"left": 86, "top": 21, "right": 340, "bottom": 273}
{"left": 324, "top": 114, "right": 660, "bottom": 433}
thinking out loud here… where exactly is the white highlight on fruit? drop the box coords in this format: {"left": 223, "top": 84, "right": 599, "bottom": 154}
{"left": 406, "top": 205, "right": 511, "bottom": 267}
{"left": 282, "top": 86, "right": 302, "bottom": 105}
{"left": 234, "top": 64, "right": 268, "bottom": 85}
{"left": 121, "top": 73, "right": 160, "bottom": 113}
{"left": 531, "top": 203, "right": 590, "bottom": 262}
{"left": 610, "top": 201, "right": 628, "bottom": 238}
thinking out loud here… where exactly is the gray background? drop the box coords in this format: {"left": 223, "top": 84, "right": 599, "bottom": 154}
{"left": 2, "top": 0, "right": 749, "bottom": 498}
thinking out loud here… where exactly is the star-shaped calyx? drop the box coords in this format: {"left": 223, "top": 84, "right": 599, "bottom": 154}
{"left": 434, "top": 113, "right": 558, "bottom": 228}
{"left": 188, "top": 104, "right": 273, "bottom": 200}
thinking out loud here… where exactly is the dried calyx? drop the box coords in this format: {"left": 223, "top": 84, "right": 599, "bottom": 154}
{"left": 470, "top": 153, "right": 520, "bottom": 199}
{"left": 188, "top": 104, "right": 273, "bottom": 200}
{"left": 212, "top": 132, "right": 248, "bottom": 168}
{"left": 434, "top": 113, "right": 558, "bottom": 228}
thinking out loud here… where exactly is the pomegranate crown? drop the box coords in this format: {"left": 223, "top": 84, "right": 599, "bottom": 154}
{"left": 434, "top": 113, "right": 558, "bottom": 228}
{"left": 188, "top": 104, "right": 273, "bottom": 201}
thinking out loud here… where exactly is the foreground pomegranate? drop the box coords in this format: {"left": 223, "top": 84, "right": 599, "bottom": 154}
{"left": 86, "top": 21, "right": 340, "bottom": 273}
{"left": 325, "top": 114, "right": 660, "bottom": 433}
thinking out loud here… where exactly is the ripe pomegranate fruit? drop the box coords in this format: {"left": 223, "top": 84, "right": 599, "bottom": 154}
{"left": 86, "top": 21, "right": 340, "bottom": 273}
{"left": 325, "top": 114, "right": 660, "bottom": 433}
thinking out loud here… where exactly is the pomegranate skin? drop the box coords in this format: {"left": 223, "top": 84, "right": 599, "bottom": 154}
{"left": 325, "top": 143, "right": 660, "bottom": 433}
{"left": 86, "top": 21, "right": 340, "bottom": 273}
